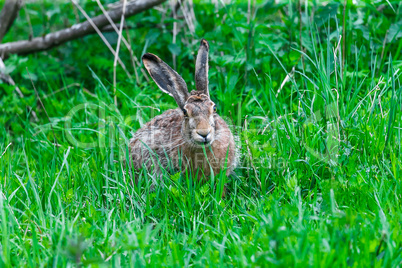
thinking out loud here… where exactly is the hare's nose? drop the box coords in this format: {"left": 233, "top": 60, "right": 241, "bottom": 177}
{"left": 196, "top": 130, "right": 210, "bottom": 139}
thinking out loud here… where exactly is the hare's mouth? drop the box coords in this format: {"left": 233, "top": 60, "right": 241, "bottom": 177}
{"left": 193, "top": 139, "right": 213, "bottom": 146}
{"left": 191, "top": 132, "right": 214, "bottom": 146}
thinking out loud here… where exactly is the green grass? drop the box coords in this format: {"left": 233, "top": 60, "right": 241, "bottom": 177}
{"left": 0, "top": 0, "right": 402, "bottom": 266}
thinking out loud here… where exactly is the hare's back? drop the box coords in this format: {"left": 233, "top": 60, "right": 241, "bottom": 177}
{"left": 130, "top": 108, "right": 183, "bottom": 149}
{"left": 147, "top": 108, "right": 183, "bottom": 129}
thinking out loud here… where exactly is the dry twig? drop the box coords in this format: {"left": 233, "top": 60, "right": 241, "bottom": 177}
{"left": 26, "top": 68, "right": 58, "bottom": 146}
{"left": 113, "top": 0, "right": 128, "bottom": 106}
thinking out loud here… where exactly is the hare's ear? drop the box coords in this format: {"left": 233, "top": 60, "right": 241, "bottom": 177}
{"left": 195, "top": 39, "right": 210, "bottom": 97}
{"left": 142, "top": 53, "right": 189, "bottom": 109}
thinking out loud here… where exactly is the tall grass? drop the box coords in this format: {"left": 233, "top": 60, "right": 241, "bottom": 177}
{"left": 0, "top": 0, "right": 401, "bottom": 266}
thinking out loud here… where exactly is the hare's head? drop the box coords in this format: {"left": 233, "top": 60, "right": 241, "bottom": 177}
{"left": 142, "top": 39, "right": 217, "bottom": 146}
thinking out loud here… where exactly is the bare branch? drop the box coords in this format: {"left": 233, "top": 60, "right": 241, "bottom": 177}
{"left": 100, "top": 23, "right": 132, "bottom": 32}
{"left": 0, "top": 0, "right": 22, "bottom": 43}
{"left": 0, "top": 0, "right": 167, "bottom": 58}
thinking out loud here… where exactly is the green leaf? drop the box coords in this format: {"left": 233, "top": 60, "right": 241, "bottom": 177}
{"left": 22, "top": 70, "right": 37, "bottom": 81}
{"left": 168, "top": 43, "right": 181, "bottom": 56}
{"left": 66, "top": 188, "right": 74, "bottom": 200}
{"left": 387, "top": 21, "right": 402, "bottom": 43}
{"left": 314, "top": 3, "right": 341, "bottom": 26}
{"left": 170, "top": 172, "right": 181, "bottom": 182}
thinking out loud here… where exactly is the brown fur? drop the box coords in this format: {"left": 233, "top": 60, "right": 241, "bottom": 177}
{"left": 129, "top": 107, "right": 235, "bottom": 178}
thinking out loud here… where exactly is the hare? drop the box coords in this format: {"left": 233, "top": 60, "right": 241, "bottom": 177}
{"left": 129, "top": 39, "right": 236, "bottom": 181}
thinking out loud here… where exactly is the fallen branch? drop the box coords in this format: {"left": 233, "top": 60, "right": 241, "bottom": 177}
{"left": 101, "top": 23, "right": 133, "bottom": 32}
{"left": 0, "top": 0, "right": 167, "bottom": 58}
{"left": 0, "top": 0, "right": 22, "bottom": 43}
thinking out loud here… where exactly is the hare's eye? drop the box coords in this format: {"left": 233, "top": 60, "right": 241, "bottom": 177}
{"left": 213, "top": 105, "right": 217, "bottom": 112}
{"left": 182, "top": 109, "right": 188, "bottom": 117}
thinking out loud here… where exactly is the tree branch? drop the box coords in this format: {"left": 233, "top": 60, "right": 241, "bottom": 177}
{"left": 0, "top": 0, "right": 22, "bottom": 43}
{"left": 0, "top": 0, "right": 166, "bottom": 58}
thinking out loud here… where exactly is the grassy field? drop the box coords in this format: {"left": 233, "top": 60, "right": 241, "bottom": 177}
{"left": 0, "top": 0, "right": 401, "bottom": 266}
